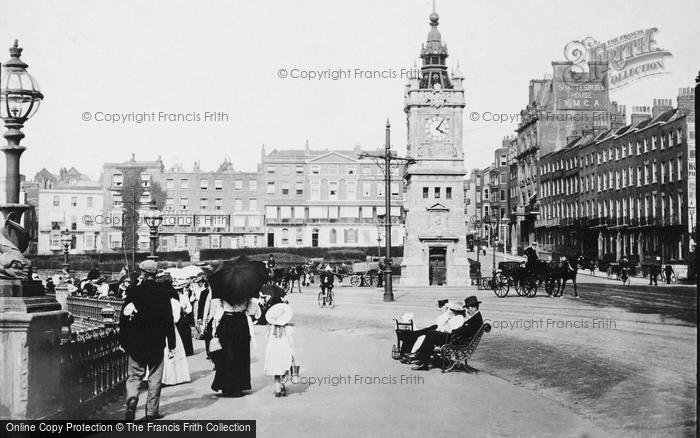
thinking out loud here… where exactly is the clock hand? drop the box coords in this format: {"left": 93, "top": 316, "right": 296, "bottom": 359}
{"left": 436, "top": 119, "right": 445, "bottom": 133}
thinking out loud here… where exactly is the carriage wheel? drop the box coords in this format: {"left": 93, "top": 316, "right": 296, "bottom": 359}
{"left": 514, "top": 280, "right": 526, "bottom": 296}
{"left": 493, "top": 273, "right": 509, "bottom": 297}
{"left": 365, "top": 273, "right": 379, "bottom": 287}
{"left": 349, "top": 275, "right": 361, "bottom": 287}
{"left": 481, "top": 277, "right": 491, "bottom": 290}
{"left": 523, "top": 277, "right": 538, "bottom": 297}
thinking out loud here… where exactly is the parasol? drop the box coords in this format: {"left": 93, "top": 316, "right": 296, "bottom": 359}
{"left": 207, "top": 256, "right": 268, "bottom": 304}
{"left": 180, "top": 265, "right": 204, "bottom": 279}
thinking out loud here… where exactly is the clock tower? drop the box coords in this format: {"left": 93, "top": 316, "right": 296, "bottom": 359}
{"left": 400, "top": 10, "right": 468, "bottom": 287}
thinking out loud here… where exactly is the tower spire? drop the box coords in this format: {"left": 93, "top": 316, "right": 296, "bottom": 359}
{"left": 419, "top": 5, "right": 451, "bottom": 89}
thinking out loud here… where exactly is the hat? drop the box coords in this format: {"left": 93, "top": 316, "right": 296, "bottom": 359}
{"left": 266, "top": 303, "right": 293, "bottom": 326}
{"left": 447, "top": 302, "right": 465, "bottom": 312}
{"left": 139, "top": 260, "right": 158, "bottom": 274}
{"left": 464, "top": 296, "right": 482, "bottom": 308}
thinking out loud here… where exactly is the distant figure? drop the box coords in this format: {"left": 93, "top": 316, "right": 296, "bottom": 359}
{"left": 524, "top": 244, "right": 538, "bottom": 271}
{"left": 664, "top": 265, "right": 674, "bottom": 284}
{"left": 45, "top": 277, "right": 55, "bottom": 294}
{"left": 267, "top": 254, "right": 276, "bottom": 269}
{"left": 87, "top": 264, "right": 100, "bottom": 281}
{"left": 649, "top": 265, "right": 659, "bottom": 286}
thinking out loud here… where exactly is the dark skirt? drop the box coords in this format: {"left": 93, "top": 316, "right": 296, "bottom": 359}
{"left": 211, "top": 312, "right": 251, "bottom": 394}
{"left": 176, "top": 317, "right": 194, "bottom": 356}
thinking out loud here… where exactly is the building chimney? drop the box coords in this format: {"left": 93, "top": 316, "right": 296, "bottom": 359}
{"left": 630, "top": 106, "right": 652, "bottom": 126}
{"left": 677, "top": 87, "right": 695, "bottom": 123}
{"left": 652, "top": 98, "right": 674, "bottom": 118}
{"left": 609, "top": 101, "right": 627, "bottom": 131}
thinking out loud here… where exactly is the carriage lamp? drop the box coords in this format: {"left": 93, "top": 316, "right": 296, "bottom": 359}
{"left": 60, "top": 229, "right": 73, "bottom": 272}
{"left": 143, "top": 200, "right": 163, "bottom": 260}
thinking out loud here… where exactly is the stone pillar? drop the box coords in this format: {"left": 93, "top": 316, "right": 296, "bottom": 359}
{"left": 638, "top": 232, "right": 645, "bottom": 262}
{"left": 597, "top": 232, "right": 604, "bottom": 259}
{"left": 0, "top": 280, "right": 71, "bottom": 419}
{"left": 616, "top": 232, "right": 622, "bottom": 261}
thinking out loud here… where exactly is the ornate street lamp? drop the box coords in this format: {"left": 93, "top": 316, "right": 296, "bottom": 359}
{"left": 143, "top": 200, "right": 163, "bottom": 260}
{"left": 60, "top": 229, "right": 72, "bottom": 272}
{"left": 1, "top": 40, "right": 43, "bottom": 204}
{"left": 0, "top": 40, "right": 44, "bottom": 280}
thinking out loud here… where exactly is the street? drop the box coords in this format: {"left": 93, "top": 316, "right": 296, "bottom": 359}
{"left": 93, "top": 279, "right": 696, "bottom": 437}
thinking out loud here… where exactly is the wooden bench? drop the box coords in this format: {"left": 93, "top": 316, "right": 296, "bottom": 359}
{"left": 432, "top": 323, "right": 492, "bottom": 372}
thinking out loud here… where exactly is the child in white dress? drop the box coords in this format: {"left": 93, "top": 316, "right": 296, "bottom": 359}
{"left": 264, "top": 303, "right": 295, "bottom": 397}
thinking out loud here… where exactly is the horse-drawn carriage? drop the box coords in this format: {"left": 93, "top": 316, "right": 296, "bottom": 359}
{"left": 348, "top": 259, "right": 381, "bottom": 287}
{"left": 488, "top": 261, "right": 556, "bottom": 298}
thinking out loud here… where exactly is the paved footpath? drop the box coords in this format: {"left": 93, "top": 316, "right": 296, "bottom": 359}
{"left": 97, "top": 285, "right": 695, "bottom": 437}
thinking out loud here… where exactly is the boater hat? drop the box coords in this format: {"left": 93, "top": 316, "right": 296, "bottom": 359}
{"left": 464, "top": 296, "right": 482, "bottom": 308}
{"left": 265, "top": 303, "right": 294, "bottom": 326}
{"left": 447, "top": 302, "right": 465, "bottom": 312}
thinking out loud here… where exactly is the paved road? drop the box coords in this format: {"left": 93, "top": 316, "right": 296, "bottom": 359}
{"left": 94, "top": 283, "right": 696, "bottom": 437}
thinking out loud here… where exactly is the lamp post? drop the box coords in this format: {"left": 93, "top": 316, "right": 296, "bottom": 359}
{"left": 143, "top": 200, "right": 163, "bottom": 261}
{"left": 0, "top": 40, "right": 43, "bottom": 263}
{"left": 0, "top": 40, "right": 71, "bottom": 422}
{"left": 358, "top": 120, "right": 414, "bottom": 302}
{"left": 376, "top": 222, "right": 383, "bottom": 259}
{"left": 60, "top": 229, "right": 72, "bottom": 272}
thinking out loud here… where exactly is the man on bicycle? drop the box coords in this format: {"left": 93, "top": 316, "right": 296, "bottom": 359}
{"left": 320, "top": 265, "right": 335, "bottom": 305}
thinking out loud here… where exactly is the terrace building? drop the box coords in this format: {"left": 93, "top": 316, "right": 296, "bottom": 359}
{"left": 159, "top": 159, "right": 265, "bottom": 256}
{"left": 535, "top": 87, "right": 695, "bottom": 271}
{"left": 261, "top": 143, "right": 403, "bottom": 248}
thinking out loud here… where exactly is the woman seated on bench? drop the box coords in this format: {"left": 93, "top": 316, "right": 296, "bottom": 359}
{"left": 410, "top": 296, "right": 483, "bottom": 371}
{"left": 399, "top": 301, "right": 467, "bottom": 363}
{"left": 397, "top": 300, "right": 455, "bottom": 361}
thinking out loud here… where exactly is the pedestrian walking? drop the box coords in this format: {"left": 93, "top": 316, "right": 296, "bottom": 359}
{"left": 664, "top": 264, "right": 675, "bottom": 284}
{"left": 649, "top": 265, "right": 658, "bottom": 286}
{"left": 264, "top": 303, "right": 295, "bottom": 397}
{"left": 119, "top": 260, "right": 175, "bottom": 421}
{"left": 173, "top": 279, "right": 194, "bottom": 356}
{"left": 207, "top": 257, "right": 266, "bottom": 398}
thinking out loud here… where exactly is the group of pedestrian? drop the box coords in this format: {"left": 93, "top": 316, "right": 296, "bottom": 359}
{"left": 118, "top": 258, "right": 298, "bottom": 420}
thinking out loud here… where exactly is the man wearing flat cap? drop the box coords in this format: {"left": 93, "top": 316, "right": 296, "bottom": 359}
{"left": 119, "top": 259, "right": 175, "bottom": 421}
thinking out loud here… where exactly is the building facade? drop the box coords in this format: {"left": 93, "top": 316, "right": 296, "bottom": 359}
{"left": 508, "top": 61, "right": 626, "bottom": 255}
{"left": 37, "top": 182, "right": 104, "bottom": 254}
{"left": 159, "top": 159, "right": 265, "bottom": 257}
{"left": 100, "top": 155, "right": 164, "bottom": 253}
{"left": 261, "top": 144, "right": 403, "bottom": 249}
{"left": 401, "top": 11, "right": 469, "bottom": 286}
{"left": 536, "top": 87, "right": 695, "bottom": 268}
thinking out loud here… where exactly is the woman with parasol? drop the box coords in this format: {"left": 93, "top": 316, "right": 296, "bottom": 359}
{"left": 208, "top": 257, "right": 265, "bottom": 397}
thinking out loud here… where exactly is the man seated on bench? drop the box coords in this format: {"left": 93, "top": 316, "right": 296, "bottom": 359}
{"left": 411, "top": 296, "right": 483, "bottom": 371}
{"left": 398, "top": 299, "right": 453, "bottom": 362}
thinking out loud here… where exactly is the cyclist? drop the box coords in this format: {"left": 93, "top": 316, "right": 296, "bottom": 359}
{"left": 620, "top": 266, "right": 629, "bottom": 286}
{"left": 320, "top": 265, "right": 335, "bottom": 306}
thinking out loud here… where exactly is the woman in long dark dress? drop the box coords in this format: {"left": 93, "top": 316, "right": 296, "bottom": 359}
{"left": 173, "top": 281, "right": 194, "bottom": 356}
{"left": 210, "top": 297, "right": 260, "bottom": 397}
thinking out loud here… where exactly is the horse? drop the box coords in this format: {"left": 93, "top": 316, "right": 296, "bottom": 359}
{"left": 284, "top": 265, "right": 306, "bottom": 294}
{"left": 547, "top": 255, "right": 592, "bottom": 298}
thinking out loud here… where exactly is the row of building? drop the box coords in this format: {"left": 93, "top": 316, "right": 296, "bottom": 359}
{"left": 466, "top": 59, "right": 695, "bottom": 268}
{"left": 27, "top": 144, "right": 404, "bottom": 259}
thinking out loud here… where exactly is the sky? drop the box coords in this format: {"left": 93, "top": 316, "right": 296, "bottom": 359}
{"left": 0, "top": 0, "right": 698, "bottom": 181}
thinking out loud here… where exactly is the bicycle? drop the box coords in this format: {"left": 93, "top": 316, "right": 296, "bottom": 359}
{"left": 318, "top": 286, "right": 335, "bottom": 309}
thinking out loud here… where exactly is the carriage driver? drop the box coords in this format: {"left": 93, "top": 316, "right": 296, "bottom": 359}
{"left": 524, "top": 243, "right": 538, "bottom": 271}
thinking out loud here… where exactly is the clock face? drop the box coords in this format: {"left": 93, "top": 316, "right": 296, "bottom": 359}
{"left": 425, "top": 116, "right": 449, "bottom": 141}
